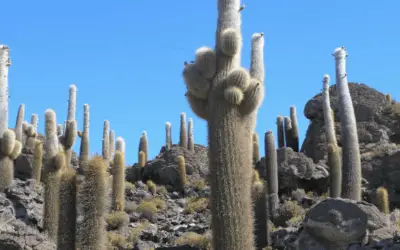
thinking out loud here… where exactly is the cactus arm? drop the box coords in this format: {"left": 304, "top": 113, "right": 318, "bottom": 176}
{"left": 185, "top": 92, "right": 208, "bottom": 120}
{"left": 102, "top": 120, "right": 110, "bottom": 162}
{"left": 67, "top": 84, "right": 77, "bottom": 121}
{"left": 183, "top": 63, "right": 212, "bottom": 100}
{"left": 333, "top": 47, "right": 362, "bottom": 201}
{"left": 30, "top": 113, "right": 39, "bottom": 130}
{"left": 109, "top": 129, "right": 115, "bottom": 158}
{"left": 194, "top": 47, "right": 216, "bottom": 79}
{"left": 0, "top": 45, "right": 10, "bottom": 137}
{"left": 115, "top": 136, "right": 125, "bottom": 153}
{"left": 322, "top": 74, "right": 338, "bottom": 146}
{"left": 15, "top": 104, "right": 25, "bottom": 142}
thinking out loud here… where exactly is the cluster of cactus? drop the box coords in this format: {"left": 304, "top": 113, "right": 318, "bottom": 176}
{"left": 164, "top": 112, "right": 196, "bottom": 152}
{"left": 275, "top": 106, "right": 299, "bottom": 151}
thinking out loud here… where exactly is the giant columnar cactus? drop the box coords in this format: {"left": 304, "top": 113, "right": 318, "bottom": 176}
{"left": 322, "top": 74, "right": 338, "bottom": 146}
{"left": 78, "top": 104, "right": 90, "bottom": 169}
{"left": 265, "top": 131, "right": 279, "bottom": 218}
{"left": 187, "top": 118, "right": 194, "bottom": 152}
{"left": 58, "top": 167, "right": 77, "bottom": 250}
{"left": 15, "top": 104, "right": 25, "bottom": 142}
{"left": 112, "top": 151, "right": 125, "bottom": 211}
{"left": 115, "top": 136, "right": 125, "bottom": 153}
{"left": 182, "top": 2, "right": 265, "bottom": 247}
{"left": 102, "top": 120, "right": 110, "bottom": 162}
{"left": 79, "top": 156, "right": 107, "bottom": 249}
{"left": 61, "top": 84, "right": 77, "bottom": 167}
{"left": 252, "top": 132, "right": 260, "bottom": 165}
{"left": 283, "top": 116, "right": 292, "bottom": 148}
{"left": 165, "top": 122, "right": 172, "bottom": 151}
{"left": 276, "top": 116, "right": 285, "bottom": 148}
{"left": 179, "top": 112, "right": 187, "bottom": 148}
{"left": 333, "top": 47, "right": 362, "bottom": 201}
{"left": 109, "top": 130, "right": 115, "bottom": 159}
{"left": 289, "top": 106, "right": 299, "bottom": 152}
{"left": 43, "top": 109, "right": 64, "bottom": 241}
{"left": 139, "top": 131, "right": 148, "bottom": 162}
{"left": 0, "top": 46, "right": 21, "bottom": 191}
{"left": 327, "top": 144, "right": 341, "bottom": 198}
{"left": 31, "top": 113, "right": 38, "bottom": 130}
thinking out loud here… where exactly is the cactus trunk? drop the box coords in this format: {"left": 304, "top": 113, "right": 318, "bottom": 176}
{"left": 265, "top": 131, "right": 279, "bottom": 218}
{"left": 276, "top": 116, "right": 285, "bottom": 148}
{"left": 179, "top": 112, "right": 187, "bottom": 148}
{"left": 322, "top": 75, "right": 338, "bottom": 146}
{"left": 289, "top": 106, "right": 299, "bottom": 152}
{"left": 187, "top": 118, "right": 194, "bottom": 152}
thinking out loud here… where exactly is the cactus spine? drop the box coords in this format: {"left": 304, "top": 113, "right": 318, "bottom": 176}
{"left": 376, "top": 186, "right": 389, "bottom": 214}
{"left": 327, "top": 144, "right": 342, "bottom": 198}
{"left": 252, "top": 132, "right": 260, "bottom": 165}
{"left": 322, "top": 74, "right": 338, "bottom": 146}
{"left": 182, "top": 2, "right": 265, "bottom": 247}
{"left": 43, "top": 109, "right": 64, "bottom": 241}
{"left": 79, "top": 156, "right": 108, "bottom": 250}
{"left": 179, "top": 112, "right": 187, "bottom": 148}
{"left": 111, "top": 151, "right": 125, "bottom": 211}
{"left": 32, "top": 140, "right": 43, "bottom": 183}
{"left": 265, "top": 131, "right": 279, "bottom": 218}
{"left": 276, "top": 116, "right": 285, "bottom": 148}
{"left": 187, "top": 118, "right": 194, "bottom": 152}
{"left": 109, "top": 130, "right": 115, "bottom": 159}
{"left": 78, "top": 104, "right": 90, "bottom": 169}
{"left": 58, "top": 167, "right": 77, "bottom": 250}
{"left": 177, "top": 155, "right": 187, "bottom": 191}
{"left": 139, "top": 131, "right": 148, "bottom": 162}
{"left": 284, "top": 116, "right": 292, "bottom": 148}
{"left": 165, "top": 122, "right": 172, "bottom": 151}
{"left": 115, "top": 136, "right": 125, "bottom": 153}
{"left": 289, "top": 106, "right": 299, "bottom": 152}
{"left": 333, "top": 47, "right": 362, "bottom": 201}
{"left": 102, "top": 120, "right": 110, "bottom": 162}
{"left": 15, "top": 104, "right": 25, "bottom": 142}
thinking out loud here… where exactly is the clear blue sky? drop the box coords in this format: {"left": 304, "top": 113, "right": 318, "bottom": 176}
{"left": 2, "top": 1, "right": 399, "bottom": 165}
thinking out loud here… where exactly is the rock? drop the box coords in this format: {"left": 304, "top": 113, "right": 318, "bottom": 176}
{"left": 14, "top": 152, "right": 34, "bottom": 181}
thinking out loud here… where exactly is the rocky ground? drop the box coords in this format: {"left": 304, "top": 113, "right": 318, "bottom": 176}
{"left": 2, "top": 82, "right": 400, "bottom": 250}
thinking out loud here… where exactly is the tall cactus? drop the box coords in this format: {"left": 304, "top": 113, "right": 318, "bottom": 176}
{"left": 187, "top": 118, "right": 194, "bottom": 152}
{"left": 289, "top": 106, "right": 299, "bottom": 152}
{"left": 333, "top": 47, "right": 362, "bottom": 201}
{"left": 102, "top": 120, "right": 110, "bottom": 162}
{"left": 109, "top": 130, "right": 115, "bottom": 159}
{"left": 58, "top": 167, "right": 77, "bottom": 250}
{"left": 31, "top": 113, "right": 39, "bottom": 130}
{"left": 115, "top": 136, "right": 125, "bottom": 153}
{"left": 265, "top": 131, "right": 279, "bottom": 218}
{"left": 61, "top": 84, "right": 77, "bottom": 167}
{"left": 0, "top": 46, "right": 21, "bottom": 191}
{"left": 78, "top": 104, "right": 90, "bottom": 170}
{"left": 111, "top": 151, "right": 125, "bottom": 211}
{"left": 165, "top": 122, "right": 172, "bottom": 151}
{"left": 139, "top": 131, "right": 148, "bottom": 162}
{"left": 179, "top": 112, "right": 187, "bottom": 148}
{"left": 182, "top": 2, "right": 265, "bottom": 248}
{"left": 43, "top": 109, "right": 64, "bottom": 241}
{"left": 322, "top": 74, "right": 338, "bottom": 146}
{"left": 284, "top": 116, "right": 292, "bottom": 148}
{"left": 276, "top": 116, "right": 285, "bottom": 148}
{"left": 15, "top": 104, "right": 25, "bottom": 142}
{"left": 252, "top": 132, "right": 260, "bottom": 165}
{"left": 327, "top": 144, "right": 341, "bottom": 198}
{"left": 79, "top": 156, "right": 108, "bottom": 249}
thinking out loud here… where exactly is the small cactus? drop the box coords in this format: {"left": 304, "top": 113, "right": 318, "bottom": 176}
{"left": 179, "top": 112, "right": 187, "bottom": 148}
{"left": 102, "top": 120, "right": 110, "bottom": 162}
{"left": 177, "top": 156, "right": 187, "bottom": 191}
{"left": 284, "top": 116, "right": 292, "bottom": 148}
{"left": 327, "top": 144, "right": 342, "bottom": 198}
{"left": 276, "top": 116, "right": 284, "bottom": 148}
{"left": 165, "top": 122, "right": 172, "bottom": 151}
{"left": 146, "top": 180, "right": 156, "bottom": 194}
{"left": 386, "top": 93, "right": 392, "bottom": 103}
{"left": 58, "top": 167, "right": 77, "bottom": 249}
{"left": 376, "top": 186, "right": 389, "bottom": 214}
{"left": 0, "top": 129, "right": 21, "bottom": 191}
{"left": 112, "top": 151, "right": 125, "bottom": 212}
{"left": 139, "top": 131, "right": 148, "bottom": 162}
{"left": 15, "top": 104, "right": 25, "bottom": 142}
{"left": 109, "top": 130, "right": 115, "bottom": 159}
{"left": 78, "top": 104, "right": 90, "bottom": 170}
{"left": 187, "top": 118, "right": 195, "bottom": 152}
{"left": 289, "top": 106, "right": 299, "bottom": 152}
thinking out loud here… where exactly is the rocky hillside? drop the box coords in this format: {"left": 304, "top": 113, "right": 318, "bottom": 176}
{"left": 2, "top": 83, "right": 400, "bottom": 250}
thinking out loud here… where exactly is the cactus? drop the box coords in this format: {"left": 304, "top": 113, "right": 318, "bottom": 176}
{"left": 333, "top": 47, "right": 362, "bottom": 201}
{"left": 112, "top": 151, "right": 125, "bottom": 212}
{"left": 31, "top": 113, "right": 38, "bottom": 130}
{"left": 43, "top": 109, "right": 64, "bottom": 241}
{"left": 109, "top": 130, "right": 115, "bottom": 159}
{"left": 289, "top": 106, "right": 299, "bottom": 152}
{"left": 102, "top": 120, "right": 110, "bottom": 162}
{"left": 139, "top": 131, "right": 148, "bottom": 162}
{"left": 252, "top": 132, "right": 260, "bottom": 165}
{"left": 252, "top": 178, "right": 270, "bottom": 248}
{"left": 57, "top": 124, "right": 63, "bottom": 136}
{"left": 58, "top": 167, "right": 77, "bottom": 250}
{"left": 165, "top": 122, "right": 172, "bottom": 151}
{"left": 177, "top": 156, "right": 187, "bottom": 191}
{"left": 0, "top": 129, "right": 21, "bottom": 191}
{"left": 78, "top": 104, "right": 90, "bottom": 170}
{"left": 23, "top": 123, "right": 38, "bottom": 151}
{"left": 60, "top": 84, "right": 77, "bottom": 167}
{"left": 276, "top": 116, "right": 285, "bottom": 148}
{"left": 322, "top": 74, "right": 338, "bottom": 147}
{"left": 182, "top": 3, "right": 265, "bottom": 247}
{"left": 265, "top": 131, "right": 279, "bottom": 219}
{"left": 115, "top": 136, "right": 125, "bottom": 153}
{"left": 386, "top": 93, "right": 392, "bottom": 103}
{"left": 79, "top": 156, "right": 108, "bottom": 249}
{"left": 32, "top": 140, "right": 43, "bottom": 183}
{"left": 376, "top": 186, "right": 389, "bottom": 214}
{"left": 327, "top": 144, "right": 341, "bottom": 198}
{"left": 138, "top": 151, "right": 145, "bottom": 167}
{"left": 283, "top": 116, "right": 292, "bottom": 148}
{"left": 0, "top": 45, "right": 10, "bottom": 136}
{"left": 146, "top": 180, "right": 156, "bottom": 194}
{"left": 187, "top": 118, "right": 194, "bottom": 152}
{"left": 179, "top": 112, "right": 187, "bottom": 148}
{"left": 15, "top": 104, "right": 25, "bottom": 142}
